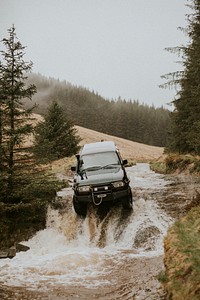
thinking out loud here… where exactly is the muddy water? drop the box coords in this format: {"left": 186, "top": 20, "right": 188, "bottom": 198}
{"left": 0, "top": 163, "right": 198, "bottom": 300}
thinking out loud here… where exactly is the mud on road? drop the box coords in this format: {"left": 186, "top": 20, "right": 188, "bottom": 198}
{"left": 0, "top": 163, "right": 199, "bottom": 300}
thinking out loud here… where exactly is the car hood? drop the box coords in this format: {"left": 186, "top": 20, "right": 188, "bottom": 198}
{"left": 75, "top": 168, "right": 124, "bottom": 186}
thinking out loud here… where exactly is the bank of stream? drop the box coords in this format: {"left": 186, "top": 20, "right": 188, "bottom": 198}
{"left": 0, "top": 163, "right": 198, "bottom": 300}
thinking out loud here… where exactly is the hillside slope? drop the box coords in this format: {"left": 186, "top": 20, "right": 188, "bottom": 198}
{"left": 30, "top": 113, "right": 164, "bottom": 162}
{"left": 75, "top": 125, "right": 164, "bottom": 162}
{"left": 27, "top": 73, "right": 170, "bottom": 147}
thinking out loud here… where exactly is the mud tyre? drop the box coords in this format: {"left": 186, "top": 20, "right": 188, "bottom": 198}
{"left": 73, "top": 196, "right": 87, "bottom": 217}
{"left": 122, "top": 188, "right": 133, "bottom": 210}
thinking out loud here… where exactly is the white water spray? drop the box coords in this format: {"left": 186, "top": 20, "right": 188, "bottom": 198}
{"left": 0, "top": 164, "right": 173, "bottom": 291}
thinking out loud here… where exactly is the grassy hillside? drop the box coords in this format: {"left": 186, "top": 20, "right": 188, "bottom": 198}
{"left": 26, "top": 73, "right": 170, "bottom": 147}
{"left": 30, "top": 113, "right": 164, "bottom": 174}
{"left": 29, "top": 115, "right": 164, "bottom": 176}
{"left": 75, "top": 125, "right": 164, "bottom": 162}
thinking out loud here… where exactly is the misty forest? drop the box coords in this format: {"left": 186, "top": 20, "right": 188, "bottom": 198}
{"left": 25, "top": 73, "right": 170, "bottom": 148}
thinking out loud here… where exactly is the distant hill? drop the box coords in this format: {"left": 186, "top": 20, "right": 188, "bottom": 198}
{"left": 30, "top": 113, "right": 164, "bottom": 162}
{"left": 25, "top": 73, "right": 170, "bottom": 147}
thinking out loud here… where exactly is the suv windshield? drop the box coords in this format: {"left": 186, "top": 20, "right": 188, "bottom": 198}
{"left": 79, "top": 151, "right": 120, "bottom": 172}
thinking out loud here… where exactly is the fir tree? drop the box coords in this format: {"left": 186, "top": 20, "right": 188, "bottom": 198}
{"left": 0, "top": 26, "right": 63, "bottom": 204}
{"left": 0, "top": 25, "right": 37, "bottom": 201}
{"left": 162, "top": 0, "right": 200, "bottom": 154}
{"left": 33, "top": 101, "right": 81, "bottom": 163}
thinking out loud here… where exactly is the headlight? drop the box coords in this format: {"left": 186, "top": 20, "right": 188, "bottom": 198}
{"left": 78, "top": 185, "right": 90, "bottom": 193}
{"left": 112, "top": 181, "right": 125, "bottom": 188}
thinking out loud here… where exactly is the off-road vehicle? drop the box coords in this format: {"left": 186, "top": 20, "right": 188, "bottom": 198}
{"left": 71, "top": 141, "right": 132, "bottom": 216}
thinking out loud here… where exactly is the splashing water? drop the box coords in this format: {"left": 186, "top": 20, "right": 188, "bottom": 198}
{"left": 0, "top": 163, "right": 173, "bottom": 292}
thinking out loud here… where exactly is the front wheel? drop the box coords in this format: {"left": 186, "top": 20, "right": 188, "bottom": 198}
{"left": 73, "top": 196, "right": 87, "bottom": 217}
{"left": 122, "top": 188, "right": 133, "bottom": 210}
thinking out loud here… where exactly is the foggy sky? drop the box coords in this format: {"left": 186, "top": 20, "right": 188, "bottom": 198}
{"left": 0, "top": 0, "right": 191, "bottom": 107}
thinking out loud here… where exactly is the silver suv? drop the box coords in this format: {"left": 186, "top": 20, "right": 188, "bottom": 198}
{"left": 71, "top": 141, "right": 132, "bottom": 216}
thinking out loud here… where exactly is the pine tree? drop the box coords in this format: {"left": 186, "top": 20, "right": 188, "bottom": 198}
{"left": 33, "top": 101, "right": 81, "bottom": 163}
{"left": 0, "top": 26, "right": 63, "bottom": 205}
{"left": 0, "top": 25, "right": 37, "bottom": 201}
{"left": 162, "top": 0, "right": 200, "bottom": 154}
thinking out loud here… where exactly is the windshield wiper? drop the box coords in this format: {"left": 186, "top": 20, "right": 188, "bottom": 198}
{"left": 79, "top": 164, "right": 119, "bottom": 177}
{"left": 81, "top": 165, "right": 102, "bottom": 172}
{"left": 101, "top": 163, "right": 120, "bottom": 169}
{"left": 78, "top": 169, "right": 88, "bottom": 180}
{"left": 78, "top": 166, "right": 101, "bottom": 179}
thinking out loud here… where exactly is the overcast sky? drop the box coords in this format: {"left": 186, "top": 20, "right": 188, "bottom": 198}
{"left": 0, "top": 0, "right": 191, "bottom": 107}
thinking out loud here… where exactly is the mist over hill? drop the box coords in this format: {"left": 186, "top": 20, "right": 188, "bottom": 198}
{"left": 25, "top": 73, "right": 170, "bottom": 147}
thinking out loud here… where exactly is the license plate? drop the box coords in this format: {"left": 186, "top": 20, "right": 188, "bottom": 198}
{"left": 97, "top": 194, "right": 107, "bottom": 198}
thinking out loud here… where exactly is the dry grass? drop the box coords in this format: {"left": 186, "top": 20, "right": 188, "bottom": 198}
{"left": 75, "top": 125, "right": 164, "bottom": 162}
{"left": 163, "top": 206, "right": 200, "bottom": 299}
{"left": 30, "top": 114, "right": 164, "bottom": 161}
{"left": 26, "top": 113, "right": 164, "bottom": 175}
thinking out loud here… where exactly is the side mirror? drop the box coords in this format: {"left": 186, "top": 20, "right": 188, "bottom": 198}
{"left": 71, "top": 166, "right": 76, "bottom": 171}
{"left": 122, "top": 159, "right": 128, "bottom": 165}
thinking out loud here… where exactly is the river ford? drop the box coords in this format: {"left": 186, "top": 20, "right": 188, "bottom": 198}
{"left": 0, "top": 163, "right": 198, "bottom": 300}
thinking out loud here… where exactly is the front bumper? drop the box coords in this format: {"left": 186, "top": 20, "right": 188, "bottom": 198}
{"left": 74, "top": 186, "right": 130, "bottom": 204}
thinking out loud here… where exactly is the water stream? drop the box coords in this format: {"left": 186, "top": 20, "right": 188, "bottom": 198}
{"left": 0, "top": 163, "right": 174, "bottom": 299}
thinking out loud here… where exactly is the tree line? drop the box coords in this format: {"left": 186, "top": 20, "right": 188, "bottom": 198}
{"left": 162, "top": 0, "right": 200, "bottom": 154}
{"left": 25, "top": 73, "right": 170, "bottom": 147}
